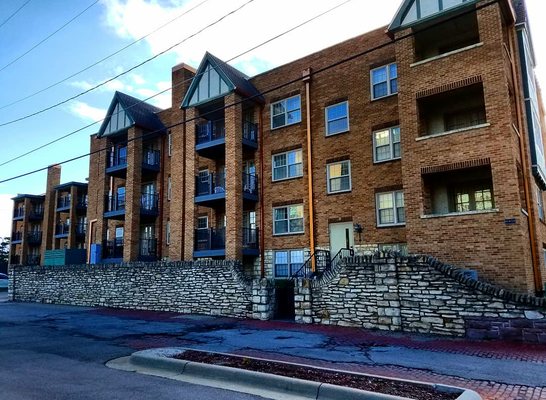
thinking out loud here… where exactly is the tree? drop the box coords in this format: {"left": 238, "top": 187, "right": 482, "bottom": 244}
{"left": 0, "top": 237, "right": 9, "bottom": 265}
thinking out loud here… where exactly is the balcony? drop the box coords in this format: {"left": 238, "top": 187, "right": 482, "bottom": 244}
{"left": 11, "top": 231, "right": 23, "bottom": 244}
{"left": 29, "top": 207, "right": 44, "bottom": 220}
{"left": 106, "top": 147, "right": 128, "bottom": 176}
{"left": 195, "top": 119, "right": 226, "bottom": 157}
{"left": 55, "top": 223, "right": 70, "bottom": 238}
{"left": 104, "top": 194, "right": 126, "bottom": 219}
{"left": 242, "top": 227, "right": 259, "bottom": 256}
{"left": 27, "top": 231, "right": 42, "bottom": 246}
{"left": 195, "top": 172, "right": 226, "bottom": 205}
{"left": 194, "top": 228, "right": 226, "bottom": 258}
{"left": 26, "top": 254, "right": 40, "bottom": 266}
{"left": 13, "top": 207, "right": 24, "bottom": 220}
{"left": 142, "top": 150, "right": 161, "bottom": 173}
{"left": 140, "top": 192, "right": 159, "bottom": 217}
{"left": 75, "top": 223, "right": 86, "bottom": 240}
{"left": 242, "top": 121, "right": 258, "bottom": 149}
{"left": 102, "top": 239, "right": 124, "bottom": 261}
{"left": 243, "top": 172, "right": 258, "bottom": 202}
{"left": 56, "top": 196, "right": 71, "bottom": 212}
{"left": 138, "top": 238, "right": 158, "bottom": 262}
{"left": 76, "top": 196, "right": 88, "bottom": 212}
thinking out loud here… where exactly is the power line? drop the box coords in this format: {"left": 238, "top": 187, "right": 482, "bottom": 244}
{"left": 0, "top": 0, "right": 31, "bottom": 30}
{"left": 0, "top": 0, "right": 352, "bottom": 167}
{"left": 0, "top": 0, "right": 500, "bottom": 185}
{"left": 0, "top": 0, "right": 211, "bottom": 111}
{"left": 0, "top": 0, "right": 99, "bottom": 73}
{"left": 0, "top": 0, "right": 255, "bottom": 128}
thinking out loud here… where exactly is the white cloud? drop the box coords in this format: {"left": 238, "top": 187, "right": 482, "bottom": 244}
{"left": 0, "top": 194, "right": 14, "bottom": 239}
{"left": 68, "top": 101, "right": 107, "bottom": 122}
{"left": 131, "top": 73, "right": 146, "bottom": 85}
{"left": 70, "top": 78, "right": 127, "bottom": 93}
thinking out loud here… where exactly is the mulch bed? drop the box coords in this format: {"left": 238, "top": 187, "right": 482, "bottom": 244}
{"left": 174, "top": 350, "right": 460, "bottom": 400}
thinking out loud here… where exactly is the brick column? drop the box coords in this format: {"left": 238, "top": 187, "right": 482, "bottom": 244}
{"left": 225, "top": 92, "right": 243, "bottom": 260}
{"left": 182, "top": 108, "right": 197, "bottom": 260}
{"left": 124, "top": 126, "right": 143, "bottom": 261}
{"left": 20, "top": 198, "right": 31, "bottom": 264}
{"left": 87, "top": 134, "right": 110, "bottom": 248}
{"left": 40, "top": 165, "right": 61, "bottom": 264}
{"left": 67, "top": 186, "right": 78, "bottom": 249}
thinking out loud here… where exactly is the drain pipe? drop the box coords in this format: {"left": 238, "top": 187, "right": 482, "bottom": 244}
{"left": 303, "top": 68, "right": 316, "bottom": 272}
{"left": 259, "top": 106, "right": 265, "bottom": 278}
{"left": 158, "top": 134, "right": 166, "bottom": 259}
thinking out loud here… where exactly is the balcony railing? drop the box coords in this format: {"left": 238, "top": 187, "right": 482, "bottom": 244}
{"left": 107, "top": 147, "right": 128, "bottom": 169}
{"left": 243, "top": 172, "right": 258, "bottom": 195}
{"left": 242, "top": 228, "right": 259, "bottom": 250}
{"left": 77, "top": 196, "right": 88, "bottom": 210}
{"left": 55, "top": 223, "right": 70, "bottom": 236}
{"left": 105, "top": 194, "right": 126, "bottom": 213}
{"left": 11, "top": 231, "right": 23, "bottom": 242}
{"left": 196, "top": 172, "right": 226, "bottom": 197}
{"left": 13, "top": 207, "right": 24, "bottom": 219}
{"left": 26, "top": 254, "right": 41, "bottom": 266}
{"left": 243, "top": 121, "right": 258, "bottom": 143}
{"left": 57, "top": 196, "right": 71, "bottom": 209}
{"left": 142, "top": 150, "right": 160, "bottom": 169}
{"left": 29, "top": 207, "right": 44, "bottom": 220}
{"left": 141, "top": 192, "right": 159, "bottom": 215}
{"left": 103, "top": 238, "right": 124, "bottom": 259}
{"left": 27, "top": 231, "right": 42, "bottom": 245}
{"left": 195, "top": 227, "right": 226, "bottom": 252}
{"left": 75, "top": 223, "right": 86, "bottom": 238}
{"left": 196, "top": 119, "right": 226, "bottom": 145}
{"left": 139, "top": 238, "right": 158, "bottom": 260}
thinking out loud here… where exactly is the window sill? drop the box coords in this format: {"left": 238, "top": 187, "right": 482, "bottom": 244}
{"left": 377, "top": 223, "right": 406, "bottom": 228}
{"left": 416, "top": 123, "right": 490, "bottom": 141}
{"left": 272, "top": 176, "right": 303, "bottom": 183}
{"left": 410, "top": 42, "right": 484, "bottom": 67}
{"left": 373, "top": 157, "right": 401, "bottom": 165}
{"left": 273, "top": 232, "right": 305, "bottom": 237}
{"left": 327, "top": 189, "right": 352, "bottom": 195}
{"left": 271, "top": 121, "right": 302, "bottom": 131}
{"left": 371, "top": 93, "right": 398, "bottom": 102}
{"left": 326, "top": 129, "right": 350, "bottom": 138}
{"left": 421, "top": 209, "right": 499, "bottom": 219}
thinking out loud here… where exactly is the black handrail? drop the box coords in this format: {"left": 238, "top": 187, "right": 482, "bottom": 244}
{"left": 290, "top": 248, "right": 354, "bottom": 280}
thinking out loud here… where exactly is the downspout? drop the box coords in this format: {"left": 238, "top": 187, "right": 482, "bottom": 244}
{"left": 87, "top": 219, "right": 97, "bottom": 263}
{"left": 158, "top": 134, "right": 166, "bottom": 259}
{"left": 508, "top": 29, "right": 543, "bottom": 294}
{"left": 303, "top": 68, "right": 316, "bottom": 272}
{"left": 259, "top": 106, "right": 265, "bottom": 278}
{"left": 182, "top": 112, "right": 187, "bottom": 258}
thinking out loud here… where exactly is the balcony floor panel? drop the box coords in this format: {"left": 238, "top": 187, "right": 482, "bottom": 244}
{"left": 104, "top": 210, "right": 126, "bottom": 220}
{"left": 193, "top": 249, "right": 226, "bottom": 258}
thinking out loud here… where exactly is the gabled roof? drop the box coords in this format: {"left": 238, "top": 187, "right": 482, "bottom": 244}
{"left": 97, "top": 91, "right": 165, "bottom": 138}
{"left": 388, "top": 0, "right": 478, "bottom": 32}
{"left": 181, "top": 52, "right": 263, "bottom": 109}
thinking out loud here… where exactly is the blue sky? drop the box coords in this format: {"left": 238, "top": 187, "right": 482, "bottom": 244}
{"left": 0, "top": 0, "right": 545, "bottom": 238}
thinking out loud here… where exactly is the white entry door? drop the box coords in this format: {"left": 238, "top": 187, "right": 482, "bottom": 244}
{"left": 329, "top": 222, "right": 354, "bottom": 259}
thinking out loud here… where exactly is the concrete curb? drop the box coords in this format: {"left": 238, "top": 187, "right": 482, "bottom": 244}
{"left": 107, "top": 348, "right": 482, "bottom": 400}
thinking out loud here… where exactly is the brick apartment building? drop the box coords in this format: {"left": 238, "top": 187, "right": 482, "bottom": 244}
{"left": 9, "top": 165, "right": 88, "bottom": 266}
{"left": 12, "top": 0, "right": 546, "bottom": 295}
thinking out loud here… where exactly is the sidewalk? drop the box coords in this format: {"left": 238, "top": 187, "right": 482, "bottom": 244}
{"left": 102, "top": 308, "right": 546, "bottom": 400}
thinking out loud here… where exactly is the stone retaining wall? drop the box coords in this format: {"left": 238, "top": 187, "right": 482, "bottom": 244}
{"left": 295, "top": 255, "right": 546, "bottom": 343}
{"left": 8, "top": 261, "right": 274, "bottom": 319}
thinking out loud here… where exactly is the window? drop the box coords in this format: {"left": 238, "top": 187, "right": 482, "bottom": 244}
{"left": 271, "top": 95, "right": 301, "bottom": 129}
{"left": 197, "top": 216, "right": 208, "bottom": 230}
{"left": 272, "top": 149, "right": 303, "bottom": 181}
{"left": 373, "top": 127, "right": 401, "bottom": 162}
{"left": 166, "top": 221, "right": 171, "bottom": 245}
{"left": 371, "top": 63, "right": 398, "bottom": 100}
{"left": 451, "top": 183, "right": 494, "bottom": 213}
{"left": 538, "top": 186, "right": 544, "bottom": 222}
{"left": 273, "top": 204, "right": 304, "bottom": 235}
{"left": 168, "top": 132, "right": 172, "bottom": 157}
{"left": 327, "top": 160, "right": 351, "bottom": 193}
{"left": 325, "top": 102, "right": 349, "bottom": 135}
{"left": 376, "top": 191, "right": 405, "bottom": 226}
{"left": 274, "top": 249, "right": 305, "bottom": 278}
{"left": 167, "top": 175, "right": 172, "bottom": 201}
{"left": 379, "top": 243, "right": 408, "bottom": 255}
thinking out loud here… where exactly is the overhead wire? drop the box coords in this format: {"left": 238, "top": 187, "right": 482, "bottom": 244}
{"left": 0, "top": 0, "right": 211, "bottom": 111}
{"left": 0, "top": 0, "right": 501, "bottom": 185}
{"left": 0, "top": 0, "right": 255, "bottom": 128}
{"left": 0, "top": 0, "right": 353, "bottom": 167}
{"left": 0, "top": 0, "right": 32, "bottom": 30}
{"left": 0, "top": 0, "right": 99, "bottom": 73}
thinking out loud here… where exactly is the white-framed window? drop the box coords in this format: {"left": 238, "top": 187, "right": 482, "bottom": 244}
{"left": 325, "top": 101, "right": 349, "bottom": 136}
{"left": 167, "top": 175, "right": 172, "bottom": 201}
{"left": 327, "top": 160, "right": 351, "bottom": 193}
{"left": 273, "top": 204, "right": 304, "bottom": 235}
{"left": 371, "top": 63, "right": 398, "bottom": 100}
{"left": 272, "top": 149, "right": 303, "bottom": 181}
{"left": 373, "top": 126, "right": 401, "bottom": 163}
{"left": 376, "top": 191, "right": 405, "bottom": 226}
{"left": 274, "top": 249, "right": 305, "bottom": 278}
{"left": 271, "top": 95, "right": 301, "bottom": 129}
{"left": 197, "top": 216, "right": 208, "bottom": 230}
{"left": 537, "top": 185, "right": 544, "bottom": 222}
{"left": 166, "top": 221, "right": 171, "bottom": 245}
{"left": 379, "top": 243, "right": 408, "bottom": 255}
{"left": 168, "top": 132, "right": 172, "bottom": 157}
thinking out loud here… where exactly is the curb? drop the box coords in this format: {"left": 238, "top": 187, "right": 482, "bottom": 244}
{"left": 108, "top": 348, "right": 482, "bottom": 400}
